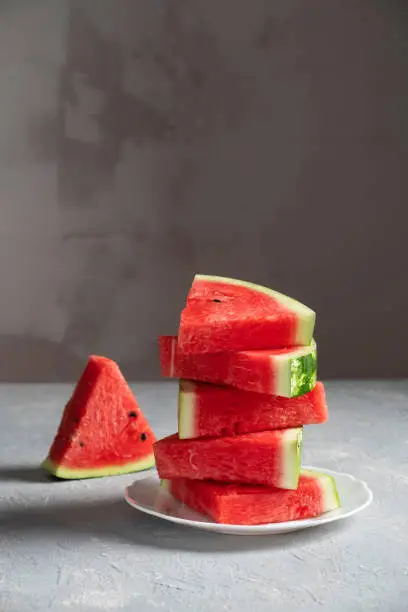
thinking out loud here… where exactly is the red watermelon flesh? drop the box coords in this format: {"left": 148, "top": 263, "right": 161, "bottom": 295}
{"left": 178, "top": 380, "right": 328, "bottom": 439}
{"left": 153, "top": 428, "right": 302, "bottom": 489}
{"left": 159, "top": 335, "right": 317, "bottom": 398}
{"left": 161, "top": 469, "right": 340, "bottom": 525}
{"left": 42, "top": 355, "right": 156, "bottom": 479}
{"left": 178, "top": 274, "right": 315, "bottom": 353}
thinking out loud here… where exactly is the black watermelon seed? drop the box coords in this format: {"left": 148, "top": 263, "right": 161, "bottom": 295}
{"left": 213, "top": 299, "right": 222, "bottom": 303}
{"left": 128, "top": 411, "right": 137, "bottom": 418}
{"left": 140, "top": 433, "right": 147, "bottom": 441}
{"left": 79, "top": 441, "right": 85, "bottom": 447}
{"left": 73, "top": 418, "right": 79, "bottom": 424}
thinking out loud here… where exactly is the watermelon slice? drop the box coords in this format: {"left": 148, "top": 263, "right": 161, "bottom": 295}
{"left": 153, "top": 428, "right": 303, "bottom": 489}
{"left": 161, "top": 469, "right": 340, "bottom": 525}
{"left": 42, "top": 355, "right": 156, "bottom": 479}
{"left": 159, "top": 336, "right": 317, "bottom": 397}
{"left": 178, "top": 274, "right": 315, "bottom": 353}
{"left": 178, "top": 380, "right": 328, "bottom": 439}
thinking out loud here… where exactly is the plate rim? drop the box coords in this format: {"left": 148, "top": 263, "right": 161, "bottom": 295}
{"left": 124, "top": 466, "right": 373, "bottom": 533}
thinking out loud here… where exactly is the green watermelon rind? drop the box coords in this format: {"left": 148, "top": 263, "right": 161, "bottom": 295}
{"left": 301, "top": 469, "right": 341, "bottom": 511}
{"left": 194, "top": 274, "right": 316, "bottom": 346}
{"left": 280, "top": 428, "right": 303, "bottom": 489}
{"left": 178, "top": 380, "right": 196, "bottom": 439}
{"left": 41, "top": 454, "right": 155, "bottom": 480}
{"left": 274, "top": 339, "right": 317, "bottom": 398}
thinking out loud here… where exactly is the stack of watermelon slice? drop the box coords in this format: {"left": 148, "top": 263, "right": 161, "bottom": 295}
{"left": 154, "top": 275, "right": 340, "bottom": 525}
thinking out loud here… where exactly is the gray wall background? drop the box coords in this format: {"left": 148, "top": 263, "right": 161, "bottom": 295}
{"left": 0, "top": 0, "right": 406, "bottom": 382}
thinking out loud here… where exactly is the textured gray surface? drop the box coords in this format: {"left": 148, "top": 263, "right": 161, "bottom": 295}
{"left": 0, "top": 0, "right": 407, "bottom": 381}
{"left": 0, "top": 380, "right": 407, "bottom": 611}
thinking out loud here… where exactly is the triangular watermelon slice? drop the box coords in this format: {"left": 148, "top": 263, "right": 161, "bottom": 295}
{"left": 42, "top": 355, "right": 156, "bottom": 479}
{"left": 178, "top": 274, "right": 315, "bottom": 353}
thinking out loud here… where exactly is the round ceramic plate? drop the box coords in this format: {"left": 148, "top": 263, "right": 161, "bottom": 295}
{"left": 124, "top": 466, "right": 373, "bottom": 535}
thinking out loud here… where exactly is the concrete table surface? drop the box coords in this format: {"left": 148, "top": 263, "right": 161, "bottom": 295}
{"left": 0, "top": 380, "right": 407, "bottom": 612}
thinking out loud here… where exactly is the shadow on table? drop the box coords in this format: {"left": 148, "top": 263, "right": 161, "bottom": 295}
{"left": 0, "top": 465, "right": 58, "bottom": 483}
{"left": 0, "top": 496, "right": 351, "bottom": 554}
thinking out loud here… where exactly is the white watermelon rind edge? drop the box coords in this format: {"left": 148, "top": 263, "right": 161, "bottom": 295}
{"left": 42, "top": 455, "right": 156, "bottom": 480}
{"left": 178, "top": 380, "right": 197, "bottom": 439}
{"left": 301, "top": 468, "right": 341, "bottom": 511}
{"left": 280, "top": 427, "right": 303, "bottom": 490}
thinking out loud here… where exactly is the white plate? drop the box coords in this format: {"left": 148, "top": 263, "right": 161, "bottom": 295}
{"left": 124, "top": 466, "right": 373, "bottom": 535}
